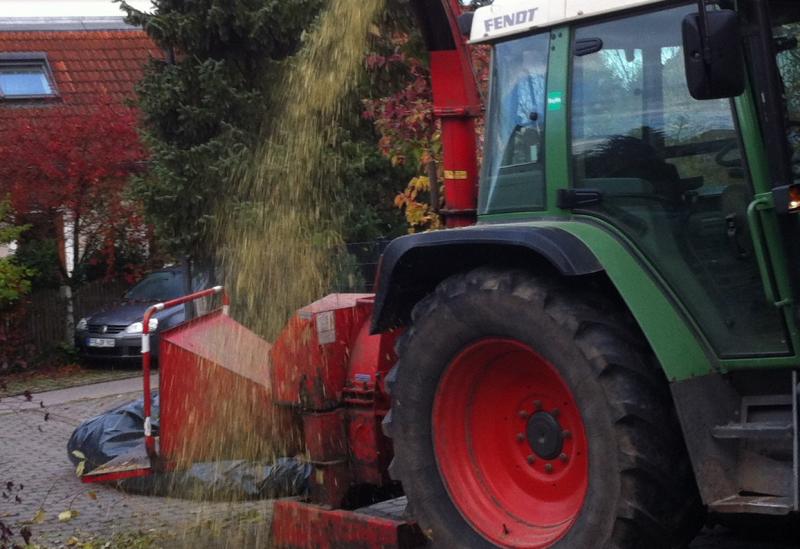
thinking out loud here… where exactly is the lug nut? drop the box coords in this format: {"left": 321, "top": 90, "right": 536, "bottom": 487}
{"left": 559, "top": 453, "right": 568, "bottom": 463}
{"left": 518, "top": 410, "right": 529, "bottom": 419}
{"left": 544, "top": 463, "right": 554, "bottom": 473}
{"left": 551, "top": 408, "right": 560, "bottom": 418}
{"left": 562, "top": 430, "right": 571, "bottom": 439}
{"left": 516, "top": 433, "right": 525, "bottom": 442}
{"left": 533, "top": 400, "right": 543, "bottom": 410}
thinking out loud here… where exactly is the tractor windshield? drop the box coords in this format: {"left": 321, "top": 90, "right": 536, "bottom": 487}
{"left": 772, "top": 4, "right": 800, "bottom": 181}
{"left": 479, "top": 33, "right": 549, "bottom": 214}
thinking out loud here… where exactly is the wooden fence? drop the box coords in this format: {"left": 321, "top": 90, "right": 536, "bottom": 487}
{"left": 24, "top": 280, "right": 128, "bottom": 351}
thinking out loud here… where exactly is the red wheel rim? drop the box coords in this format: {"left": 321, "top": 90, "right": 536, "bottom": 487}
{"left": 432, "top": 339, "right": 588, "bottom": 548}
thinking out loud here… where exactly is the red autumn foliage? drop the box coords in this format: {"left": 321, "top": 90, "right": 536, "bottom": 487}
{"left": 363, "top": 31, "right": 489, "bottom": 231}
{"left": 363, "top": 32, "right": 437, "bottom": 169}
{"left": 0, "top": 103, "right": 148, "bottom": 284}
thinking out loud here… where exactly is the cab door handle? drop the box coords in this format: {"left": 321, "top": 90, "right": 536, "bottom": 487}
{"left": 746, "top": 197, "right": 792, "bottom": 308}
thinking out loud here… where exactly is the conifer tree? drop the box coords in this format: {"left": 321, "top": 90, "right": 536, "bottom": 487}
{"left": 120, "top": 0, "right": 323, "bottom": 265}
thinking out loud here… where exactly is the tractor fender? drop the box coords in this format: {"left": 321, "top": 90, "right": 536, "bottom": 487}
{"left": 370, "top": 225, "right": 603, "bottom": 333}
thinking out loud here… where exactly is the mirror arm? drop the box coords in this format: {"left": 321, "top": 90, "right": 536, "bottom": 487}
{"left": 696, "top": 0, "right": 714, "bottom": 65}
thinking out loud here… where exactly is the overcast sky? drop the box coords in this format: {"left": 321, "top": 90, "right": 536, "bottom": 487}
{"left": 0, "top": 0, "right": 153, "bottom": 17}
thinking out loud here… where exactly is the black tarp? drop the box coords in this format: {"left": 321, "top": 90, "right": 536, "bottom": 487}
{"left": 67, "top": 394, "right": 310, "bottom": 500}
{"left": 67, "top": 393, "right": 159, "bottom": 472}
{"left": 120, "top": 458, "right": 311, "bottom": 500}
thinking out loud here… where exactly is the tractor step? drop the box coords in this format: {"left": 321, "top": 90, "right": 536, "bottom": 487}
{"left": 711, "top": 422, "right": 793, "bottom": 440}
{"left": 712, "top": 393, "right": 795, "bottom": 441}
{"left": 270, "top": 498, "right": 425, "bottom": 549}
{"left": 709, "top": 494, "right": 794, "bottom": 515}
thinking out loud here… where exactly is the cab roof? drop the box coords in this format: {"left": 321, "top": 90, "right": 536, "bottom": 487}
{"left": 469, "top": 0, "right": 671, "bottom": 43}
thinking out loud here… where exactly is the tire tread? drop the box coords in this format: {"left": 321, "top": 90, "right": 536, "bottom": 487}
{"left": 388, "top": 268, "right": 702, "bottom": 548}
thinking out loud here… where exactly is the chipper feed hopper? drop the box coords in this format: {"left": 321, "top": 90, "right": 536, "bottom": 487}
{"left": 79, "top": 286, "right": 279, "bottom": 482}
{"left": 85, "top": 0, "right": 800, "bottom": 547}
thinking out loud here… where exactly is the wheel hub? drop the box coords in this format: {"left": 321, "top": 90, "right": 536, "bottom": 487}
{"left": 526, "top": 411, "right": 563, "bottom": 460}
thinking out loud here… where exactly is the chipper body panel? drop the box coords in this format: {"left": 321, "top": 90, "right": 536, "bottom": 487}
{"left": 270, "top": 295, "right": 401, "bottom": 505}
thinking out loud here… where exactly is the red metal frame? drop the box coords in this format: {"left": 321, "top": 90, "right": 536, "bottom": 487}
{"left": 432, "top": 339, "right": 588, "bottom": 548}
{"left": 81, "top": 468, "right": 153, "bottom": 484}
{"left": 141, "top": 286, "right": 228, "bottom": 459}
{"left": 270, "top": 499, "right": 425, "bottom": 549}
{"left": 157, "top": 309, "right": 275, "bottom": 466}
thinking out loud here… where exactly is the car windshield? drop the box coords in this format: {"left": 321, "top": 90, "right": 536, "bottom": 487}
{"left": 124, "top": 271, "right": 184, "bottom": 302}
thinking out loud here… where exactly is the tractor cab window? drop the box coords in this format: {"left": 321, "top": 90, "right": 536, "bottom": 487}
{"left": 571, "top": 4, "right": 790, "bottom": 357}
{"left": 772, "top": 7, "right": 800, "bottom": 180}
{"left": 479, "top": 33, "right": 549, "bottom": 214}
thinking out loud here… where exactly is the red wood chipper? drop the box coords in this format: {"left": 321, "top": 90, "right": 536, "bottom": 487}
{"left": 78, "top": 0, "right": 800, "bottom": 546}
{"left": 81, "top": 1, "right": 480, "bottom": 546}
{"left": 82, "top": 287, "right": 426, "bottom": 547}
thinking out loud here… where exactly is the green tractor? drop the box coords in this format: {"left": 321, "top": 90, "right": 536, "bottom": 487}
{"left": 372, "top": 0, "right": 800, "bottom": 546}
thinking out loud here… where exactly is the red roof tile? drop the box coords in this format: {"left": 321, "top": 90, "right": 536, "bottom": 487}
{"left": 0, "top": 29, "right": 160, "bottom": 128}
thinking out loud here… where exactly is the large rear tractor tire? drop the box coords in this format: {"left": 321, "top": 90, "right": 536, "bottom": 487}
{"left": 385, "top": 268, "right": 702, "bottom": 548}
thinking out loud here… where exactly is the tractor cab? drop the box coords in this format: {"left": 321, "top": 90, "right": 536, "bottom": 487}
{"left": 466, "top": 0, "right": 800, "bottom": 360}
{"left": 369, "top": 1, "right": 800, "bottom": 544}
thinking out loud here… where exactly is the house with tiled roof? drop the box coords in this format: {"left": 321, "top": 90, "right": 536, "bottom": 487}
{"left": 0, "top": 16, "right": 159, "bottom": 127}
{"left": 0, "top": 16, "right": 159, "bottom": 269}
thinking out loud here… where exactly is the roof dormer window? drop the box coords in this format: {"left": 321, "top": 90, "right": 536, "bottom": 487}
{"left": 0, "top": 53, "right": 57, "bottom": 100}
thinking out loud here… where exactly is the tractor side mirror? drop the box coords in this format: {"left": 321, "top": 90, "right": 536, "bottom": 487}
{"left": 682, "top": 9, "right": 746, "bottom": 100}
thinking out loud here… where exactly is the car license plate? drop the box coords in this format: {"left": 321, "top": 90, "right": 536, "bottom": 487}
{"left": 87, "top": 338, "right": 115, "bottom": 348}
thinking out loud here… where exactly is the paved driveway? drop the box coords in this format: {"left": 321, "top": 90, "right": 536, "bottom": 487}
{"left": 0, "top": 377, "right": 796, "bottom": 548}
{"left": 0, "top": 378, "right": 272, "bottom": 548}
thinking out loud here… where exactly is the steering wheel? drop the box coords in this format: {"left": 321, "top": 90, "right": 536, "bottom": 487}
{"left": 501, "top": 124, "right": 541, "bottom": 166}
